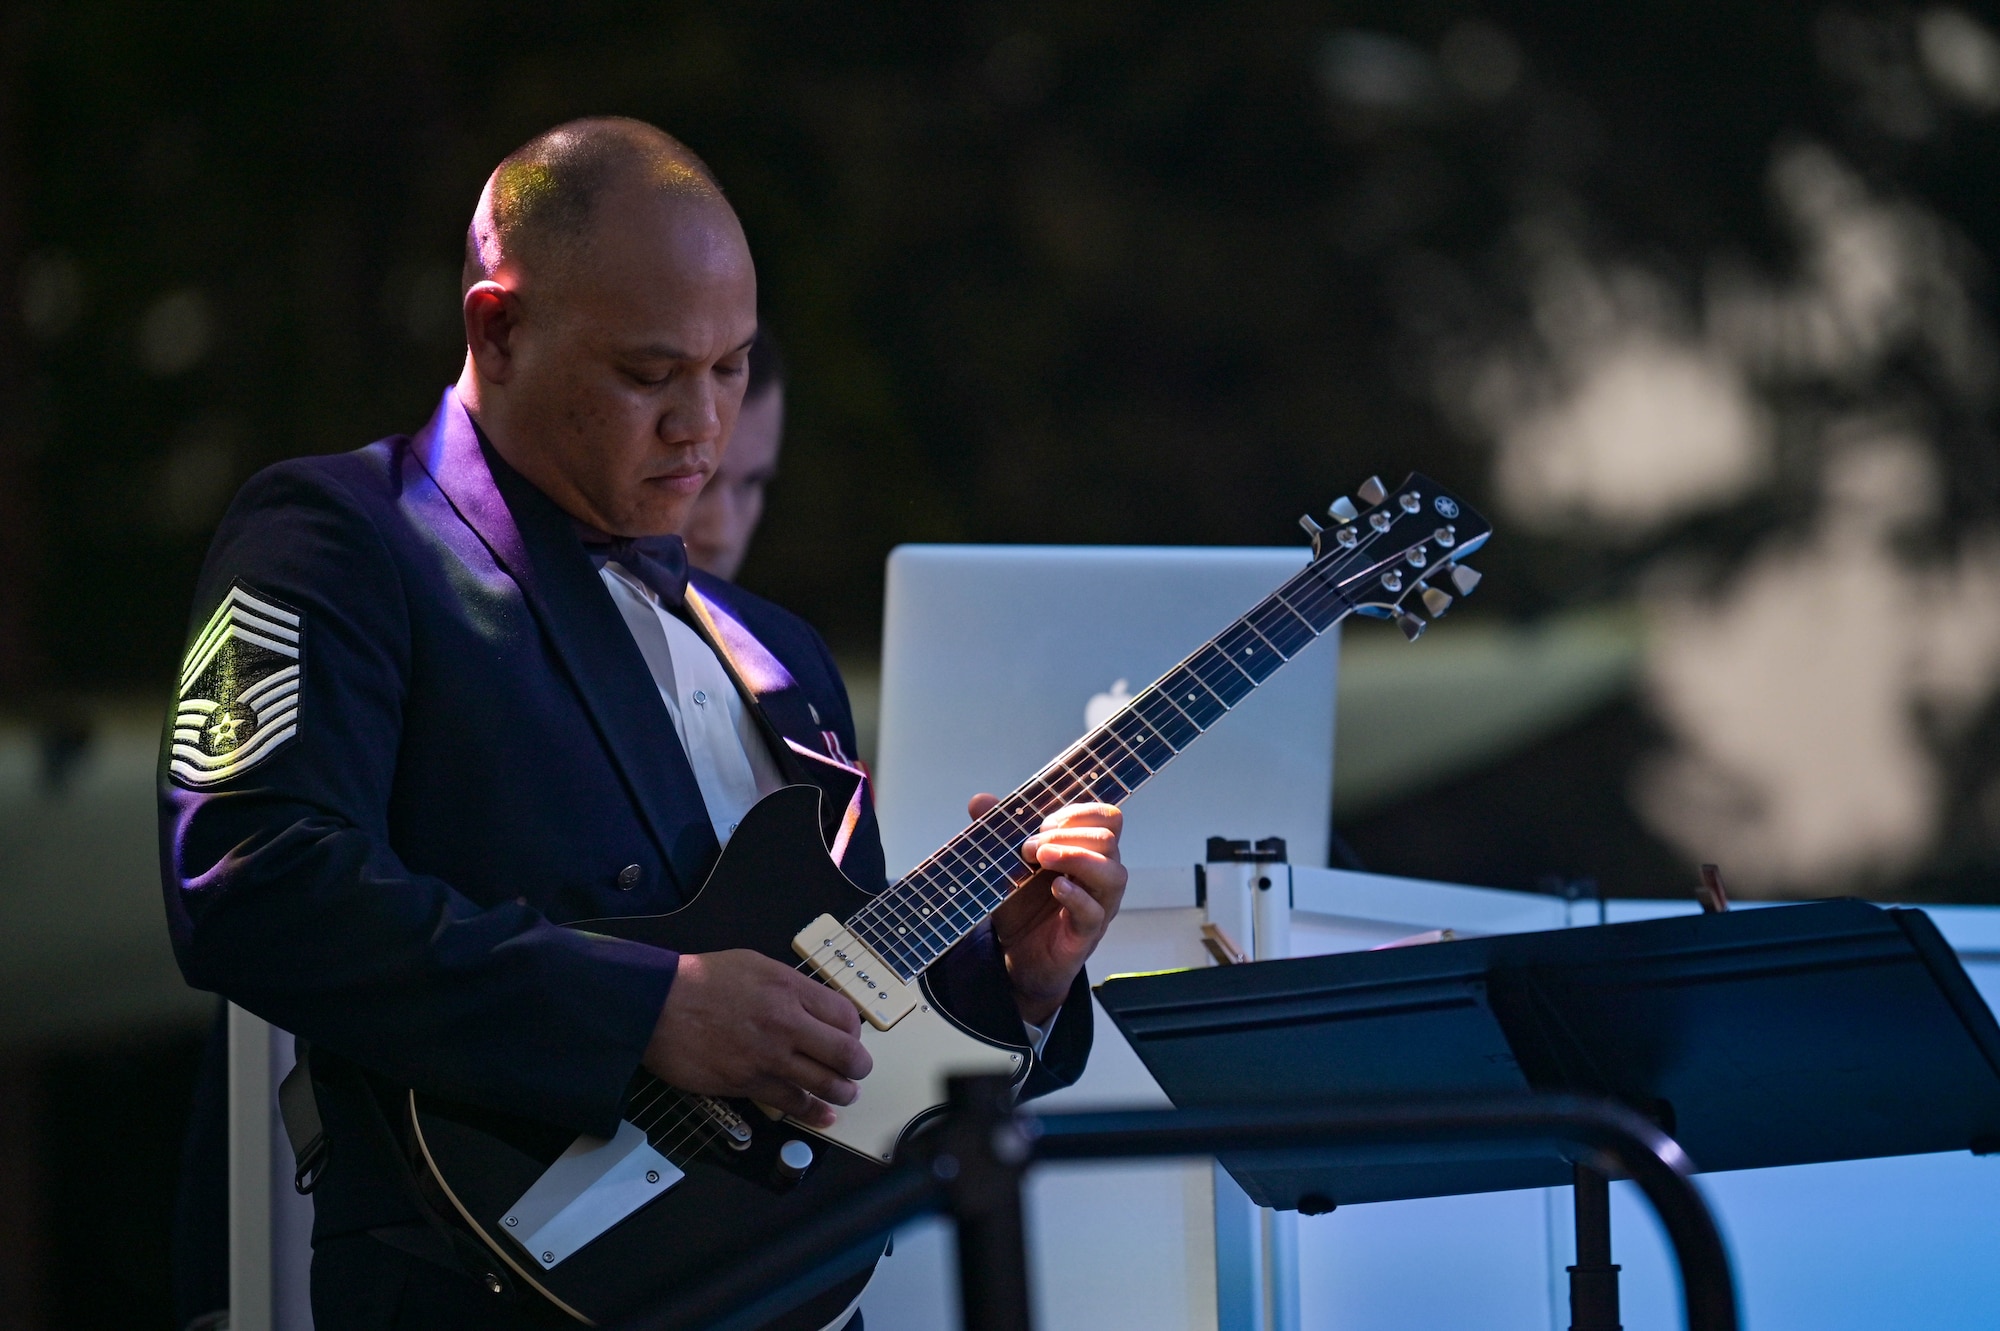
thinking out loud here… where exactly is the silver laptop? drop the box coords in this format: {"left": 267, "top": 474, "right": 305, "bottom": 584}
{"left": 873, "top": 545, "right": 1337, "bottom": 876}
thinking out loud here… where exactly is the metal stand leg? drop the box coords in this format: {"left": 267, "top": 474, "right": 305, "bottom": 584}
{"left": 1569, "top": 1163, "right": 1622, "bottom": 1331}
{"left": 943, "top": 1076, "right": 1036, "bottom": 1331}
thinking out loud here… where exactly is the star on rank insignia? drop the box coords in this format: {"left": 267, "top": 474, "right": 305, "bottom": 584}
{"left": 169, "top": 582, "right": 303, "bottom": 788}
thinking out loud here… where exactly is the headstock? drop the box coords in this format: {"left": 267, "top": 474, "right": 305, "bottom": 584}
{"left": 1300, "top": 473, "right": 1490, "bottom": 641}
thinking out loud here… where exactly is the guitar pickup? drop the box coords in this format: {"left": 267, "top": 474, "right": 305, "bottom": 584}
{"left": 793, "top": 914, "right": 920, "bottom": 1031}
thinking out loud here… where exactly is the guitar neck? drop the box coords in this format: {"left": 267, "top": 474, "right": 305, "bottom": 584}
{"left": 845, "top": 503, "right": 1455, "bottom": 984}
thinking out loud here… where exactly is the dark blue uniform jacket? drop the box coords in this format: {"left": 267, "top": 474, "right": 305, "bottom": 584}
{"left": 159, "top": 390, "right": 1091, "bottom": 1246}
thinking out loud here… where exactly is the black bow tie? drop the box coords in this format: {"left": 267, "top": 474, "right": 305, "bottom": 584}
{"left": 579, "top": 529, "right": 691, "bottom": 609}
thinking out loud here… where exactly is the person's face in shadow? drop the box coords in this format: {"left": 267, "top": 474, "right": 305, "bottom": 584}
{"left": 463, "top": 179, "right": 758, "bottom": 539}
{"left": 685, "top": 382, "right": 782, "bottom": 580}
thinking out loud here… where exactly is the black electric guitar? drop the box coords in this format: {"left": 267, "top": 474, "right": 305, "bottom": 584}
{"left": 404, "top": 473, "right": 1490, "bottom": 1326}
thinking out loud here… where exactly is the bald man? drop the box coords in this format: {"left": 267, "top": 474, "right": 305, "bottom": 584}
{"left": 160, "top": 119, "right": 1122, "bottom": 1330}
{"left": 684, "top": 324, "right": 784, "bottom": 580}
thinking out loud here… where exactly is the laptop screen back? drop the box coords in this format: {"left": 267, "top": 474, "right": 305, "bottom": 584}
{"left": 873, "top": 545, "right": 1338, "bottom": 876}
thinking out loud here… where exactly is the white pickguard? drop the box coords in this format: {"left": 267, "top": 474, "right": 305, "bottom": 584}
{"left": 800, "top": 995, "right": 1026, "bottom": 1162}
{"left": 502, "top": 1120, "right": 684, "bottom": 1269}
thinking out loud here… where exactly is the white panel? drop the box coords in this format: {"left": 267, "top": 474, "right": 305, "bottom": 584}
{"left": 227, "top": 1004, "right": 274, "bottom": 1331}
{"left": 1289, "top": 866, "right": 1568, "bottom": 938}
{"left": 1297, "top": 1188, "right": 1559, "bottom": 1331}
{"left": 1029, "top": 1159, "right": 1219, "bottom": 1331}
{"left": 857, "top": 1217, "right": 962, "bottom": 1331}
{"left": 231, "top": 1012, "right": 316, "bottom": 1330}
{"left": 270, "top": 1032, "right": 315, "bottom": 1331}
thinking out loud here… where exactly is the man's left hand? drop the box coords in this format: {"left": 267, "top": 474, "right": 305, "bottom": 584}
{"left": 968, "top": 795, "right": 1128, "bottom": 1027}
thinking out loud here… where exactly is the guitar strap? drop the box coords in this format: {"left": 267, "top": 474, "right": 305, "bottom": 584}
{"left": 276, "top": 1041, "right": 328, "bottom": 1195}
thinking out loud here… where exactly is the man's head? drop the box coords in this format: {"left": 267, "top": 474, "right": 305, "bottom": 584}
{"left": 456, "top": 117, "right": 758, "bottom": 537}
{"left": 684, "top": 326, "right": 784, "bottom": 580}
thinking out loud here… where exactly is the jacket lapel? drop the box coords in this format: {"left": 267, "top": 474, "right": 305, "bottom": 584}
{"left": 408, "top": 390, "right": 720, "bottom": 895}
{"left": 683, "top": 579, "right": 872, "bottom": 868}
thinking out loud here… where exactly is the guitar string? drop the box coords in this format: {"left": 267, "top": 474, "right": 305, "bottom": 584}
{"left": 627, "top": 1081, "right": 716, "bottom": 1152}
{"left": 620, "top": 952, "right": 865, "bottom": 1164}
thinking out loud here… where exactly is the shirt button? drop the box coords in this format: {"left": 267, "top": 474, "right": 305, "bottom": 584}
{"left": 691, "top": 690, "right": 708, "bottom": 706}
{"left": 616, "top": 864, "right": 642, "bottom": 889}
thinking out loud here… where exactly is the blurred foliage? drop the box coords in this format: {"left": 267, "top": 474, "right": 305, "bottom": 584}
{"left": 6, "top": 1, "right": 2000, "bottom": 898}
{"left": 10, "top": 0, "right": 1988, "bottom": 681}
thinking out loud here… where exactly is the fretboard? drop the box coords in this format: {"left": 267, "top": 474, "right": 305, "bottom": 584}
{"left": 845, "top": 529, "right": 1413, "bottom": 983}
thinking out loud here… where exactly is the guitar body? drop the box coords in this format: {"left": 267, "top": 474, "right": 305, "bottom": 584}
{"left": 406, "top": 785, "right": 1028, "bottom": 1326}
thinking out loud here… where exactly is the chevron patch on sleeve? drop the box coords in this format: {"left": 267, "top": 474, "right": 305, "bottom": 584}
{"left": 170, "top": 583, "right": 303, "bottom": 788}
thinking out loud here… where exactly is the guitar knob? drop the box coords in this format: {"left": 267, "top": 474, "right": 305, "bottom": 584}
{"left": 1327, "top": 496, "right": 1359, "bottom": 524}
{"left": 1421, "top": 586, "right": 1454, "bottom": 618}
{"left": 776, "top": 1138, "right": 815, "bottom": 1183}
{"left": 1357, "top": 476, "right": 1388, "bottom": 507}
{"left": 1449, "top": 564, "right": 1483, "bottom": 596}
{"left": 1396, "top": 611, "right": 1427, "bottom": 642}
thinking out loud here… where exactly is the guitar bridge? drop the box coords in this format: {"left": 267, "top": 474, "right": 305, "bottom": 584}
{"left": 691, "top": 1094, "right": 754, "bottom": 1150}
{"left": 793, "top": 914, "right": 920, "bottom": 1030}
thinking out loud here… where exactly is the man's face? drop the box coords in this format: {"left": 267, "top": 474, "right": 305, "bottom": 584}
{"left": 684, "top": 383, "right": 782, "bottom": 580}
{"left": 470, "top": 184, "right": 759, "bottom": 537}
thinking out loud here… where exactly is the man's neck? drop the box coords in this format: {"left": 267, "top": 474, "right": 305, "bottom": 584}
{"left": 453, "top": 367, "right": 602, "bottom": 533}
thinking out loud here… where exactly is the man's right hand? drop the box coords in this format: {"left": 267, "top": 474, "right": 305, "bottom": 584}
{"left": 642, "top": 950, "right": 872, "bottom": 1129}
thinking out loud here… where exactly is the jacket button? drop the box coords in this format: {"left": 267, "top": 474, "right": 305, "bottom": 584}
{"left": 616, "top": 864, "right": 642, "bottom": 889}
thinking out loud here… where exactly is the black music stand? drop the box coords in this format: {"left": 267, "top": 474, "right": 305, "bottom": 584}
{"left": 1095, "top": 900, "right": 2000, "bottom": 1328}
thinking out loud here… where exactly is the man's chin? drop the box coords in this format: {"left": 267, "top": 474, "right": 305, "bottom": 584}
{"left": 604, "top": 500, "right": 697, "bottom": 540}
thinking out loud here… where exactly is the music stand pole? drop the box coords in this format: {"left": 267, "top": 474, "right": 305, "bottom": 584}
{"left": 1569, "top": 1163, "right": 1621, "bottom": 1331}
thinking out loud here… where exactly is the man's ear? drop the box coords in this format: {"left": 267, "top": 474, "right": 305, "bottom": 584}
{"left": 463, "top": 280, "right": 521, "bottom": 383}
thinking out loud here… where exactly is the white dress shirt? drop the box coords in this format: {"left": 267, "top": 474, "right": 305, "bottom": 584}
{"left": 600, "top": 562, "right": 787, "bottom": 845}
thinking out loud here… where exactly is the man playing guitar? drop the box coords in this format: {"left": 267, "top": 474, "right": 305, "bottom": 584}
{"left": 160, "top": 117, "right": 1126, "bottom": 1329}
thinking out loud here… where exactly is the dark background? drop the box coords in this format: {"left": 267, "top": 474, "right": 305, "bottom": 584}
{"left": 2, "top": 3, "right": 1999, "bottom": 1327}
{"left": 14, "top": 1, "right": 1994, "bottom": 686}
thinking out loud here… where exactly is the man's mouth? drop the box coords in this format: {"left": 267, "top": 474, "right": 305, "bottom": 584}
{"left": 647, "top": 468, "right": 710, "bottom": 496}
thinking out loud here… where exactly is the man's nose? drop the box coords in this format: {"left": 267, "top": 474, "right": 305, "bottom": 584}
{"left": 658, "top": 373, "right": 723, "bottom": 445}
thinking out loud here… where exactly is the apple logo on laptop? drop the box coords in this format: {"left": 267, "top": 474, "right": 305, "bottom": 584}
{"left": 1085, "top": 678, "right": 1132, "bottom": 731}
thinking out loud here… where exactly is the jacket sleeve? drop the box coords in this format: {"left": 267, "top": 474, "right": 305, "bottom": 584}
{"left": 925, "top": 924, "right": 1094, "bottom": 1099}
{"left": 159, "top": 461, "right": 674, "bottom": 1138}
{"left": 799, "top": 630, "right": 1095, "bottom": 1097}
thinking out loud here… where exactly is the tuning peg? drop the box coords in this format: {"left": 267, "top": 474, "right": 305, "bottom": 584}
{"left": 1396, "top": 611, "right": 1427, "bottom": 642}
{"left": 1298, "top": 514, "right": 1324, "bottom": 538}
{"left": 1327, "top": 496, "right": 1359, "bottom": 524}
{"left": 1421, "top": 585, "right": 1454, "bottom": 618}
{"left": 1449, "top": 564, "right": 1482, "bottom": 596}
{"left": 1357, "top": 476, "right": 1389, "bottom": 507}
